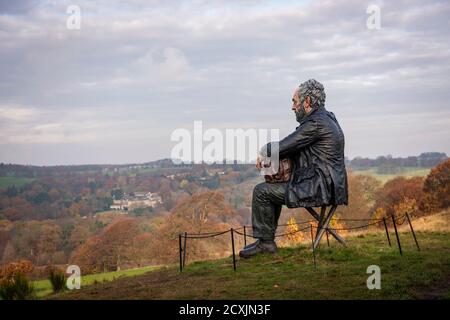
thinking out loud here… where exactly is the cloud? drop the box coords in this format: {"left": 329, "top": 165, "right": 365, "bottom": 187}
{"left": 0, "top": 106, "right": 36, "bottom": 121}
{"left": 0, "top": 0, "right": 41, "bottom": 15}
{"left": 0, "top": 0, "right": 449, "bottom": 164}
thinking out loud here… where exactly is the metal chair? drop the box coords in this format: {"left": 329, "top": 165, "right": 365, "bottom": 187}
{"left": 305, "top": 205, "right": 347, "bottom": 250}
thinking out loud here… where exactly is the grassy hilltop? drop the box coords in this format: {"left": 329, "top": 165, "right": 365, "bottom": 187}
{"left": 47, "top": 211, "right": 450, "bottom": 300}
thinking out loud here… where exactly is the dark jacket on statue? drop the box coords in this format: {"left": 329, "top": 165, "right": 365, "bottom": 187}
{"left": 263, "top": 106, "right": 348, "bottom": 208}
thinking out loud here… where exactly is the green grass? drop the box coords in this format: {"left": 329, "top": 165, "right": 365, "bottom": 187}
{"left": 52, "top": 230, "right": 450, "bottom": 300}
{"left": 0, "top": 177, "right": 35, "bottom": 189}
{"left": 34, "top": 266, "right": 160, "bottom": 298}
{"left": 353, "top": 167, "right": 430, "bottom": 184}
{"left": 94, "top": 210, "right": 127, "bottom": 216}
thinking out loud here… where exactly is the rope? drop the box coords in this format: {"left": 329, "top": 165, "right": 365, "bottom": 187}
{"left": 234, "top": 225, "right": 310, "bottom": 239}
{"left": 277, "top": 218, "right": 317, "bottom": 227}
{"left": 312, "top": 220, "right": 382, "bottom": 231}
{"left": 395, "top": 214, "right": 408, "bottom": 225}
{"left": 182, "top": 229, "right": 231, "bottom": 239}
{"left": 184, "top": 230, "right": 230, "bottom": 236}
{"left": 233, "top": 229, "right": 257, "bottom": 239}
{"left": 176, "top": 214, "right": 407, "bottom": 239}
{"left": 274, "top": 225, "right": 312, "bottom": 237}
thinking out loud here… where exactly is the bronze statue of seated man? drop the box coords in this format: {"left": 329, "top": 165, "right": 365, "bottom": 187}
{"left": 239, "top": 79, "right": 348, "bottom": 259}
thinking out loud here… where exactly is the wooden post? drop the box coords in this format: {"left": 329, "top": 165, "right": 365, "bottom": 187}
{"left": 383, "top": 217, "right": 391, "bottom": 247}
{"left": 230, "top": 228, "right": 236, "bottom": 271}
{"left": 406, "top": 212, "right": 420, "bottom": 251}
{"left": 391, "top": 215, "right": 402, "bottom": 256}
{"left": 326, "top": 230, "right": 330, "bottom": 247}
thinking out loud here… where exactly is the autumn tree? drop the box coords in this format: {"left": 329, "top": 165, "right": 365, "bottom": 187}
{"left": 372, "top": 176, "right": 424, "bottom": 219}
{"left": 152, "top": 191, "right": 242, "bottom": 264}
{"left": 335, "top": 172, "right": 381, "bottom": 228}
{"left": 422, "top": 158, "right": 450, "bottom": 212}
{"left": 70, "top": 218, "right": 141, "bottom": 274}
{"left": 282, "top": 217, "right": 304, "bottom": 246}
{"left": 36, "top": 222, "right": 62, "bottom": 265}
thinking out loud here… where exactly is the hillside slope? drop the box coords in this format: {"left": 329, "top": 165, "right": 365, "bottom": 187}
{"left": 51, "top": 212, "right": 450, "bottom": 300}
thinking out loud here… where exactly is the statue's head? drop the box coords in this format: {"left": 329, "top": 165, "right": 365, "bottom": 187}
{"left": 291, "top": 79, "right": 326, "bottom": 122}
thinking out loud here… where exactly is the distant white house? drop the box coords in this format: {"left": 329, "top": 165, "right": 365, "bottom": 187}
{"left": 110, "top": 192, "right": 162, "bottom": 211}
{"left": 110, "top": 203, "right": 123, "bottom": 210}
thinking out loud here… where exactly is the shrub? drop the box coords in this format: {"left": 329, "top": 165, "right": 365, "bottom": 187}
{"left": 0, "top": 260, "right": 34, "bottom": 280}
{"left": 48, "top": 267, "right": 67, "bottom": 293}
{"left": 422, "top": 159, "right": 450, "bottom": 212}
{"left": 0, "top": 273, "right": 35, "bottom": 300}
{"left": 372, "top": 176, "right": 424, "bottom": 218}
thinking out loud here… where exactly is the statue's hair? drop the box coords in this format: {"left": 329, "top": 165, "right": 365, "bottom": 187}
{"left": 298, "top": 79, "right": 326, "bottom": 109}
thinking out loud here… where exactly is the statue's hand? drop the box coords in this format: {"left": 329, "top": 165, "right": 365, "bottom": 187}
{"left": 256, "top": 156, "right": 263, "bottom": 171}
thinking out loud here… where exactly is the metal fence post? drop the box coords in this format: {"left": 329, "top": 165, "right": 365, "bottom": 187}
{"left": 310, "top": 225, "right": 317, "bottom": 269}
{"left": 405, "top": 212, "right": 420, "bottom": 251}
{"left": 391, "top": 215, "right": 402, "bottom": 256}
{"left": 230, "top": 228, "right": 236, "bottom": 271}
{"left": 243, "top": 226, "right": 247, "bottom": 247}
{"left": 179, "top": 234, "right": 183, "bottom": 272}
{"left": 183, "top": 232, "right": 188, "bottom": 267}
{"left": 383, "top": 217, "right": 391, "bottom": 247}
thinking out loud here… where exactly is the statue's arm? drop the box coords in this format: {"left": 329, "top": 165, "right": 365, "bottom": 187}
{"left": 260, "top": 120, "right": 318, "bottom": 158}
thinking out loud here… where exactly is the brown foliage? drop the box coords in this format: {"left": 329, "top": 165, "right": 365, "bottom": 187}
{"left": 422, "top": 159, "right": 450, "bottom": 212}
{"left": 70, "top": 218, "right": 141, "bottom": 274}
{"left": 0, "top": 260, "right": 34, "bottom": 281}
{"left": 171, "top": 191, "right": 236, "bottom": 228}
{"left": 152, "top": 191, "right": 241, "bottom": 265}
{"left": 335, "top": 172, "right": 381, "bottom": 227}
{"left": 372, "top": 176, "right": 424, "bottom": 218}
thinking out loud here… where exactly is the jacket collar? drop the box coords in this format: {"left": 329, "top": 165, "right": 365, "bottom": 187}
{"left": 297, "top": 106, "right": 326, "bottom": 126}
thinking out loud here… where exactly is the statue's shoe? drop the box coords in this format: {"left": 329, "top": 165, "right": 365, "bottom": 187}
{"left": 239, "top": 240, "right": 277, "bottom": 259}
{"left": 242, "top": 239, "right": 261, "bottom": 250}
{"left": 242, "top": 238, "right": 276, "bottom": 250}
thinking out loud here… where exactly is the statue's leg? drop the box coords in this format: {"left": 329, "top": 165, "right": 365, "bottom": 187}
{"left": 251, "top": 182, "right": 287, "bottom": 242}
{"left": 240, "top": 182, "right": 287, "bottom": 257}
{"left": 273, "top": 203, "right": 283, "bottom": 231}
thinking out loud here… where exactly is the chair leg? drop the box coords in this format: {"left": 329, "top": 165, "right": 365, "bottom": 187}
{"left": 305, "top": 207, "right": 346, "bottom": 247}
{"left": 313, "top": 205, "right": 340, "bottom": 250}
{"left": 317, "top": 205, "right": 326, "bottom": 229}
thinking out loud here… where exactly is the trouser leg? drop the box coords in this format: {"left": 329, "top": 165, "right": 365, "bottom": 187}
{"left": 251, "top": 182, "right": 287, "bottom": 240}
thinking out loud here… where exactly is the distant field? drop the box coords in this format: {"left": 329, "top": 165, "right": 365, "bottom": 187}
{"left": 353, "top": 167, "right": 430, "bottom": 183}
{"left": 94, "top": 210, "right": 127, "bottom": 216}
{"left": 34, "top": 265, "right": 161, "bottom": 298}
{"left": 104, "top": 166, "right": 190, "bottom": 177}
{"left": 0, "top": 176, "right": 35, "bottom": 188}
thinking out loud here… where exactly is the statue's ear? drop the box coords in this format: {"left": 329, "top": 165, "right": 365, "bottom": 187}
{"left": 305, "top": 96, "right": 311, "bottom": 109}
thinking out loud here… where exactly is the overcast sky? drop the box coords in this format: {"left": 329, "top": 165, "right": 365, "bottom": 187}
{"left": 0, "top": 0, "right": 449, "bottom": 165}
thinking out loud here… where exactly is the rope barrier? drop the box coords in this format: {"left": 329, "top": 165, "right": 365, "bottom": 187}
{"left": 177, "top": 214, "right": 407, "bottom": 239}
{"left": 395, "top": 214, "right": 408, "bottom": 225}
{"left": 182, "top": 229, "right": 231, "bottom": 239}
{"left": 177, "top": 212, "right": 422, "bottom": 273}
{"left": 274, "top": 225, "right": 312, "bottom": 237}
{"left": 177, "top": 212, "right": 450, "bottom": 241}
{"left": 233, "top": 225, "right": 311, "bottom": 239}
{"left": 276, "top": 219, "right": 317, "bottom": 227}
{"left": 312, "top": 220, "right": 382, "bottom": 231}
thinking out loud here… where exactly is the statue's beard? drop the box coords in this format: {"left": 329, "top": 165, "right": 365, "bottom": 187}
{"left": 295, "top": 106, "right": 307, "bottom": 122}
